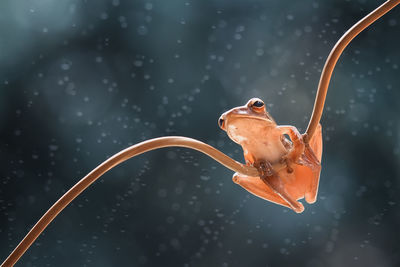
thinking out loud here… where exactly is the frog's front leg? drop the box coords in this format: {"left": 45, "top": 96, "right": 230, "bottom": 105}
{"left": 243, "top": 149, "right": 256, "bottom": 166}
{"left": 232, "top": 173, "right": 291, "bottom": 209}
{"left": 278, "top": 125, "right": 305, "bottom": 172}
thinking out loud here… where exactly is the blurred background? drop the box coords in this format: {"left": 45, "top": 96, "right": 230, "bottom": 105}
{"left": 0, "top": 0, "right": 399, "bottom": 266}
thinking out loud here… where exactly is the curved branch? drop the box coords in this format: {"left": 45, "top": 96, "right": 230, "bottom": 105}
{"left": 304, "top": 0, "right": 400, "bottom": 142}
{"left": 2, "top": 136, "right": 286, "bottom": 267}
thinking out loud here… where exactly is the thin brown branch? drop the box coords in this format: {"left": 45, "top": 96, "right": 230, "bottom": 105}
{"left": 1, "top": 136, "right": 287, "bottom": 267}
{"left": 304, "top": 0, "right": 400, "bottom": 142}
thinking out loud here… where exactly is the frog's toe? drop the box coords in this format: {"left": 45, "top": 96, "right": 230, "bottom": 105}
{"left": 232, "top": 173, "right": 240, "bottom": 184}
{"left": 292, "top": 201, "right": 305, "bottom": 213}
{"left": 305, "top": 192, "right": 317, "bottom": 204}
{"left": 279, "top": 156, "right": 295, "bottom": 173}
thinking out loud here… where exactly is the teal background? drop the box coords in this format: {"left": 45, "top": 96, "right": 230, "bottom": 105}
{"left": 0, "top": 0, "right": 399, "bottom": 266}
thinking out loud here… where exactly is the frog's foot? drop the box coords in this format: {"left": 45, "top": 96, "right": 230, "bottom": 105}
{"left": 232, "top": 173, "right": 291, "bottom": 209}
{"left": 253, "top": 160, "right": 274, "bottom": 177}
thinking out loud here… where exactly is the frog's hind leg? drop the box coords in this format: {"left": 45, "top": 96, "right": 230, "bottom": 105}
{"left": 232, "top": 173, "right": 291, "bottom": 209}
{"left": 258, "top": 174, "right": 305, "bottom": 213}
{"left": 304, "top": 123, "right": 323, "bottom": 204}
{"left": 308, "top": 123, "right": 323, "bottom": 162}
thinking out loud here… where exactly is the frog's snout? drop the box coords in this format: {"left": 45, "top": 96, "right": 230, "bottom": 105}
{"left": 218, "top": 115, "right": 226, "bottom": 130}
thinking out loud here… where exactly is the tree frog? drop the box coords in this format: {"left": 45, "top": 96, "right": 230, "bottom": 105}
{"left": 218, "top": 98, "right": 322, "bottom": 213}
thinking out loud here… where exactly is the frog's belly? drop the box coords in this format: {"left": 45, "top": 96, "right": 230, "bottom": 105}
{"left": 246, "top": 142, "right": 288, "bottom": 164}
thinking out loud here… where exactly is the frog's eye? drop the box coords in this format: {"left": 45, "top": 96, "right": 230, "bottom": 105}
{"left": 252, "top": 100, "right": 264, "bottom": 108}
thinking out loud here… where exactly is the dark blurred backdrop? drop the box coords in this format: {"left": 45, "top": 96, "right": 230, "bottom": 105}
{"left": 1, "top": 0, "right": 399, "bottom": 266}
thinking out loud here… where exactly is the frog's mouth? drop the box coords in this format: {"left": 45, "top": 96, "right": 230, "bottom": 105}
{"left": 219, "top": 115, "right": 271, "bottom": 132}
{"left": 225, "top": 114, "right": 274, "bottom": 128}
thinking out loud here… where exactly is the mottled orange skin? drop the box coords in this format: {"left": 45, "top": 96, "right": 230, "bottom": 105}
{"left": 219, "top": 98, "right": 322, "bottom": 213}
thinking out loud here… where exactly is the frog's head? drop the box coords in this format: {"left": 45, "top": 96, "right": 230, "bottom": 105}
{"left": 218, "top": 98, "right": 276, "bottom": 145}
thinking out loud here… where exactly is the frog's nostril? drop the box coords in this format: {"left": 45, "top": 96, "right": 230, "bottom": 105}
{"left": 218, "top": 118, "right": 225, "bottom": 128}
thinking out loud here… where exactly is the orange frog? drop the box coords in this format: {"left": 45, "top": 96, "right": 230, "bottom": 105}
{"left": 218, "top": 98, "right": 323, "bottom": 213}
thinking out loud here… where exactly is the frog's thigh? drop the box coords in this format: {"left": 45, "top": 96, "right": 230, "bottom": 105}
{"left": 304, "top": 123, "right": 323, "bottom": 204}
{"left": 309, "top": 123, "right": 323, "bottom": 162}
{"left": 294, "top": 163, "right": 320, "bottom": 204}
{"left": 232, "top": 173, "right": 290, "bottom": 208}
{"left": 304, "top": 161, "right": 321, "bottom": 204}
